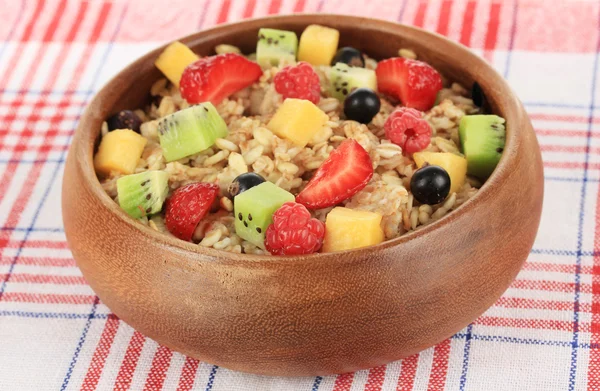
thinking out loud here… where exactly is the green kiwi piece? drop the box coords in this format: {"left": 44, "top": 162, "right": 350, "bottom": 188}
{"left": 256, "top": 28, "right": 298, "bottom": 67}
{"left": 459, "top": 114, "right": 506, "bottom": 179}
{"left": 234, "top": 181, "right": 295, "bottom": 248}
{"left": 117, "top": 170, "right": 169, "bottom": 218}
{"left": 329, "top": 63, "right": 377, "bottom": 101}
{"left": 158, "top": 102, "right": 227, "bottom": 162}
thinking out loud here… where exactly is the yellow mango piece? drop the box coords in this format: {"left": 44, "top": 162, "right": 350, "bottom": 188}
{"left": 413, "top": 151, "right": 467, "bottom": 194}
{"left": 94, "top": 129, "right": 147, "bottom": 177}
{"left": 298, "top": 24, "right": 340, "bottom": 66}
{"left": 154, "top": 41, "right": 199, "bottom": 87}
{"left": 267, "top": 98, "right": 329, "bottom": 147}
{"left": 323, "top": 207, "right": 384, "bottom": 253}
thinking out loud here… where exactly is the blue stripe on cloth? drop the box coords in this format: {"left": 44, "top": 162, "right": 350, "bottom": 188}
{"left": 459, "top": 324, "right": 473, "bottom": 391}
{"left": 205, "top": 366, "right": 219, "bottom": 391}
{"left": 311, "top": 376, "right": 323, "bottom": 391}
{"left": 567, "top": 5, "right": 600, "bottom": 390}
{"left": 0, "top": 310, "right": 107, "bottom": 320}
{"left": 58, "top": 5, "right": 130, "bottom": 390}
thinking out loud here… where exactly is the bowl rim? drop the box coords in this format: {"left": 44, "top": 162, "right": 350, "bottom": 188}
{"left": 76, "top": 14, "right": 521, "bottom": 263}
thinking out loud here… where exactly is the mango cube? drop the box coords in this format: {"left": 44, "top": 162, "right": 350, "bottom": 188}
{"left": 413, "top": 152, "right": 467, "bottom": 194}
{"left": 154, "top": 41, "right": 199, "bottom": 87}
{"left": 267, "top": 98, "right": 329, "bottom": 147}
{"left": 94, "top": 129, "right": 147, "bottom": 177}
{"left": 323, "top": 207, "right": 384, "bottom": 253}
{"left": 298, "top": 24, "right": 340, "bottom": 66}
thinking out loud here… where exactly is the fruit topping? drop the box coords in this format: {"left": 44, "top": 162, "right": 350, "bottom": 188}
{"left": 256, "top": 28, "right": 298, "bottom": 67}
{"left": 267, "top": 98, "right": 329, "bottom": 147}
{"left": 165, "top": 182, "right": 220, "bottom": 241}
{"left": 322, "top": 207, "right": 384, "bottom": 252}
{"left": 215, "top": 44, "right": 241, "bottom": 55}
{"left": 180, "top": 53, "right": 262, "bottom": 105}
{"left": 329, "top": 63, "right": 377, "bottom": 102}
{"left": 298, "top": 24, "right": 340, "bottom": 66}
{"left": 376, "top": 57, "right": 443, "bottom": 111}
{"left": 227, "top": 172, "right": 266, "bottom": 199}
{"left": 296, "top": 139, "right": 373, "bottom": 209}
{"left": 94, "top": 129, "right": 147, "bottom": 177}
{"left": 154, "top": 41, "right": 199, "bottom": 87}
{"left": 410, "top": 165, "right": 451, "bottom": 205}
{"left": 384, "top": 107, "right": 432, "bottom": 154}
{"left": 234, "top": 181, "right": 295, "bottom": 248}
{"left": 264, "top": 202, "right": 325, "bottom": 255}
{"left": 331, "top": 47, "right": 365, "bottom": 67}
{"left": 117, "top": 171, "right": 169, "bottom": 219}
{"left": 107, "top": 110, "right": 142, "bottom": 133}
{"left": 273, "top": 61, "right": 321, "bottom": 104}
{"left": 158, "top": 102, "right": 228, "bottom": 162}
{"left": 458, "top": 115, "right": 506, "bottom": 179}
{"left": 413, "top": 152, "right": 467, "bottom": 194}
{"left": 343, "top": 88, "right": 380, "bottom": 124}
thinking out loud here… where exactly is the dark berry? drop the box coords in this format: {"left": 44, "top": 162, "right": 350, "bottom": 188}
{"left": 471, "top": 82, "right": 485, "bottom": 107}
{"left": 343, "top": 88, "right": 380, "bottom": 124}
{"left": 331, "top": 47, "right": 365, "bottom": 68}
{"left": 107, "top": 110, "right": 142, "bottom": 133}
{"left": 410, "top": 165, "right": 451, "bottom": 205}
{"left": 227, "top": 172, "right": 265, "bottom": 199}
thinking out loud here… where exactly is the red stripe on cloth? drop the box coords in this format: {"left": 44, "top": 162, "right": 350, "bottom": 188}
{"left": 1, "top": 292, "right": 96, "bottom": 305}
{"left": 522, "top": 261, "right": 593, "bottom": 275}
{"left": 396, "top": 354, "right": 419, "bottom": 391}
{"left": 426, "top": 339, "right": 451, "bottom": 391}
{"left": 217, "top": 0, "right": 231, "bottom": 25}
{"left": 0, "top": 256, "right": 75, "bottom": 267}
{"left": 293, "top": 0, "right": 306, "bottom": 13}
{"left": 81, "top": 314, "right": 120, "bottom": 391}
{"left": 512, "top": 279, "right": 592, "bottom": 294}
{"left": 460, "top": 1, "right": 476, "bottom": 46}
{"left": 529, "top": 113, "right": 600, "bottom": 123}
{"left": 413, "top": 1, "right": 428, "bottom": 28}
{"left": 494, "top": 296, "right": 591, "bottom": 313}
{"left": 332, "top": 372, "right": 354, "bottom": 391}
{"left": 0, "top": 127, "right": 74, "bottom": 136}
{"left": 42, "top": 0, "right": 67, "bottom": 42}
{"left": 436, "top": 0, "right": 453, "bottom": 36}
{"left": 476, "top": 316, "right": 590, "bottom": 333}
{"left": 268, "top": 0, "right": 282, "bottom": 14}
{"left": 242, "top": 0, "right": 257, "bottom": 18}
{"left": 114, "top": 331, "right": 146, "bottom": 390}
{"left": 484, "top": 3, "right": 502, "bottom": 51}
{"left": 587, "top": 181, "right": 600, "bottom": 389}
{"left": 19, "top": 0, "right": 47, "bottom": 42}
{"left": 143, "top": 345, "right": 174, "bottom": 390}
{"left": 364, "top": 365, "right": 386, "bottom": 391}
{"left": 540, "top": 145, "right": 600, "bottom": 154}
{"left": 544, "top": 161, "right": 600, "bottom": 170}
{"left": 536, "top": 129, "right": 600, "bottom": 138}
{"left": 1, "top": 273, "right": 86, "bottom": 285}
{"left": 65, "top": 1, "right": 89, "bottom": 42}
{"left": 2, "top": 240, "right": 70, "bottom": 249}
{"left": 176, "top": 357, "right": 200, "bottom": 391}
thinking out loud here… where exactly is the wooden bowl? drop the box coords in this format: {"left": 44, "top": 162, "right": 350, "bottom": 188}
{"left": 62, "top": 14, "right": 543, "bottom": 376}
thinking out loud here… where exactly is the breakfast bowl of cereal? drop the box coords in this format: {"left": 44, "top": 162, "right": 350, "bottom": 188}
{"left": 62, "top": 14, "right": 543, "bottom": 376}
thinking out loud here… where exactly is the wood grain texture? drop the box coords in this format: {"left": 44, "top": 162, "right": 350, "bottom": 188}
{"left": 62, "top": 15, "right": 544, "bottom": 376}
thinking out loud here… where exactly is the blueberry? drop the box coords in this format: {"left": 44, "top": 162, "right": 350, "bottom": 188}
{"left": 410, "top": 165, "right": 451, "bottom": 205}
{"left": 107, "top": 110, "right": 142, "bottom": 133}
{"left": 343, "top": 88, "right": 380, "bottom": 124}
{"left": 227, "top": 173, "right": 266, "bottom": 199}
{"left": 331, "top": 47, "right": 365, "bottom": 67}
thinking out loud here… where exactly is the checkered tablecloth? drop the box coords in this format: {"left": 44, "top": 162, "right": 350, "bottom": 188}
{"left": 0, "top": 0, "right": 597, "bottom": 389}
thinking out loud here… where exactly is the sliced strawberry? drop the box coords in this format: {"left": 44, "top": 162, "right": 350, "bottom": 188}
{"left": 180, "top": 53, "right": 262, "bottom": 106}
{"left": 165, "top": 182, "right": 220, "bottom": 241}
{"left": 375, "top": 57, "right": 443, "bottom": 111}
{"left": 296, "top": 139, "right": 373, "bottom": 209}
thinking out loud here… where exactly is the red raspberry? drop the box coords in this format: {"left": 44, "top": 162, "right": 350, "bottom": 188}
{"left": 384, "top": 107, "right": 432, "bottom": 154}
{"left": 273, "top": 62, "right": 321, "bottom": 104}
{"left": 265, "top": 202, "right": 325, "bottom": 255}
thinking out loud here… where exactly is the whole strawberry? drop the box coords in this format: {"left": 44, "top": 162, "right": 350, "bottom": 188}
{"left": 165, "top": 182, "right": 220, "bottom": 241}
{"left": 384, "top": 107, "right": 432, "bottom": 154}
{"left": 265, "top": 202, "right": 325, "bottom": 255}
{"left": 273, "top": 61, "right": 321, "bottom": 104}
{"left": 180, "top": 53, "right": 262, "bottom": 105}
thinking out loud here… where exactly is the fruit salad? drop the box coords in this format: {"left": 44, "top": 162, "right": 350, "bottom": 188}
{"left": 94, "top": 24, "right": 506, "bottom": 255}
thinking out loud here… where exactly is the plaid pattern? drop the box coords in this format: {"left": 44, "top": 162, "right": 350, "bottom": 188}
{"left": 0, "top": 0, "right": 597, "bottom": 389}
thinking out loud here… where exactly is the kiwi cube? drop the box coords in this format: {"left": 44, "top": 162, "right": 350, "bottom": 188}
{"left": 234, "top": 181, "right": 295, "bottom": 248}
{"left": 256, "top": 28, "right": 298, "bottom": 68}
{"left": 117, "top": 170, "right": 169, "bottom": 219}
{"left": 329, "top": 63, "right": 377, "bottom": 101}
{"left": 158, "top": 102, "right": 227, "bottom": 162}
{"left": 458, "top": 114, "right": 506, "bottom": 179}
